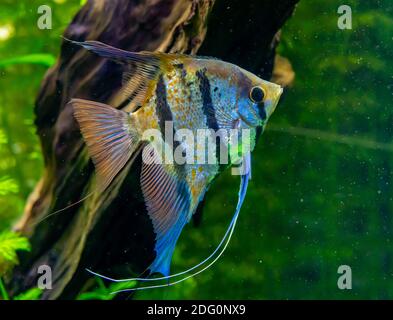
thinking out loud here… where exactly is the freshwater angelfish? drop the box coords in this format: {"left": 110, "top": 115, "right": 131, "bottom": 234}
{"left": 68, "top": 40, "right": 283, "bottom": 289}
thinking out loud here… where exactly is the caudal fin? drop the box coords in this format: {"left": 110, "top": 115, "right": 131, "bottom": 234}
{"left": 71, "top": 98, "right": 140, "bottom": 191}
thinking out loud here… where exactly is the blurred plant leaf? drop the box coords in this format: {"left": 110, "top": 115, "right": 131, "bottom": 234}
{"left": 0, "top": 157, "right": 16, "bottom": 171}
{"left": 0, "top": 278, "right": 9, "bottom": 300}
{"left": 77, "top": 278, "right": 137, "bottom": 300}
{"left": 13, "top": 287, "right": 42, "bottom": 300}
{"left": 0, "top": 230, "right": 30, "bottom": 276}
{"left": 0, "top": 176, "right": 19, "bottom": 196}
{"left": 0, "top": 129, "right": 7, "bottom": 144}
{"left": 0, "top": 54, "right": 56, "bottom": 68}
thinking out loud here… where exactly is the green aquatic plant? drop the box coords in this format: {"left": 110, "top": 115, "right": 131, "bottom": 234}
{"left": 0, "top": 176, "right": 19, "bottom": 196}
{"left": 0, "top": 230, "right": 30, "bottom": 274}
{"left": 13, "top": 287, "right": 42, "bottom": 300}
{"left": 0, "top": 54, "right": 56, "bottom": 68}
{"left": 0, "top": 129, "right": 7, "bottom": 145}
{"left": 77, "top": 278, "right": 137, "bottom": 300}
{"left": 0, "top": 230, "right": 31, "bottom": 300}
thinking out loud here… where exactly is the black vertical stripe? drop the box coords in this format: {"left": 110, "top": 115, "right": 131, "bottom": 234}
{"left": 155, "top": 74, "right": 185, "bottom": 179}
{"left": 196, "top": 69, "right": 219, "bottom": 131}
{"left": 257, "top": 101, "right": 267, "bottom": 121}
{"left": 156, "top": 74, "right": 173, "bottom": 131}
{"left": 155, "top": 73, "right": 175, "bottom": 154}
{"left": 255, "top": 101, "right": 266, "bottom": 144}
{"left": 196, "top": 69, "right": 226, "bottom": 167}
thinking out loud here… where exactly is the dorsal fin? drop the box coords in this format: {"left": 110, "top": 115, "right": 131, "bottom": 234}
{"left": 66, "top": 39, "right": 162, "bottom": 66}
{"left": 66, "top": 40, "right": 221, "bottom": 110}
{"left": 67, "top": 40, "right": 168, "bottom": 109}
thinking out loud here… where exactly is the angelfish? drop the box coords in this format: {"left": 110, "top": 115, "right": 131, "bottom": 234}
{"left": 69, "top": 40, "right": 283, "bottom": 288}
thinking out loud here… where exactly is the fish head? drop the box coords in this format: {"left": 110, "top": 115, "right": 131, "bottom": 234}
{"left": 197, "top": 59, "right": 283, "bottom": 129}
{"left": 235, "top": 67, "right": 283, "bottom": 129}
{"left": 194, "top": 59, "right": 283, "bottom": 163}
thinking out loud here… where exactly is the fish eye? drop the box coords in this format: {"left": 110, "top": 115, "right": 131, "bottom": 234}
{"left": 249, "top": 86, "right": 266, "bottom": 104}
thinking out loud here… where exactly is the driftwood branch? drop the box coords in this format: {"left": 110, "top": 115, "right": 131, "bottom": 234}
{"left": 11, "top": 0, "right": 298, "bottom": 299}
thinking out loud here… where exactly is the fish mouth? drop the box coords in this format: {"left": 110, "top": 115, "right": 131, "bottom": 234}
{"left": 262, "top": 86, "right": 283, "bottom": 120}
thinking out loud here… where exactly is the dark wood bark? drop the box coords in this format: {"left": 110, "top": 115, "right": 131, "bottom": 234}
{"left": 10, "top": 0, "right": 298, "bottom": 299}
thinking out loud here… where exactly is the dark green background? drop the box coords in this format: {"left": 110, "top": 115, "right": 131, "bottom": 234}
{"left": 0, "top": 0, "right": 392, "bottom": 299}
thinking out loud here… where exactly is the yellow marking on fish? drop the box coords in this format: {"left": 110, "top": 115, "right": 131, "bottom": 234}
{"left": 190, "top": 184, "right": 199, "bottom": 199}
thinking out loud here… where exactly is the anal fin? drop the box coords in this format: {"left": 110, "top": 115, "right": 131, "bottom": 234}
{"left": 141, "top": 144, "right": 193, "bottom": 277}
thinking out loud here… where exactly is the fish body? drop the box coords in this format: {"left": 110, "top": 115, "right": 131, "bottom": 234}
{"left": 70, "top": 40, "right": 283, "bottom": 278}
